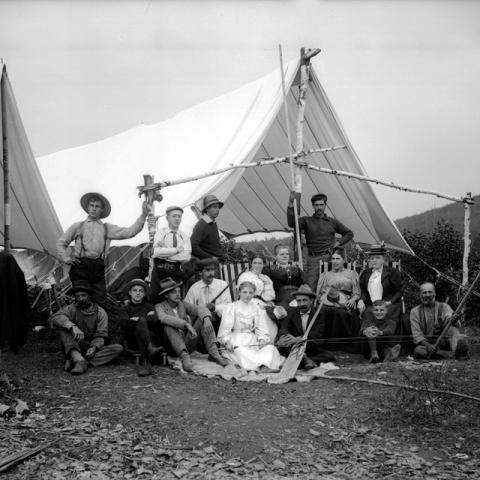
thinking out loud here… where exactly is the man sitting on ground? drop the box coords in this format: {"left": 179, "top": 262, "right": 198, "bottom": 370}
{"left": 51, "top": 280, "right": 123, "bottom": 375}
{"left": 263, "top": 244, "right": 304, "bottom": 305}
{"left": 277, "top": 285, "right": 335, "bottom": 369}
{"left": 410, "top": 282, "right": 469, "bottom": 360}
{"left": 155, "top": 277, "right": 229, "bottom": 372}
{"left": 361, "top": 300, "right": 401, "bottom": 363}
{"left": 184, "top": 258, "right": 232, "bottom": 330}
{"left": 119, "top": 279, "right": 165, "bottom": 376}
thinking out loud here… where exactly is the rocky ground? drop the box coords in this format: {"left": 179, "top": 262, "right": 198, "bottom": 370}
{"left": 1, "top": 331, "right": 479, "bottom": 479}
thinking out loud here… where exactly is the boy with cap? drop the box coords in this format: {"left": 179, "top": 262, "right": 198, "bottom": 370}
{"left": 119, "top": 279, "right": 165, "bottom": 376}
{"left": 191, "top": 195, "right": 226, "bottom": 262}
{"left": 50, "top": 280, "right": 123, "bottom": 375}
{"left": 57, "top": 192, "right": 149, "bottom": 308}
{"left": 151, "top": 205, "right": 191, "bottom": 301}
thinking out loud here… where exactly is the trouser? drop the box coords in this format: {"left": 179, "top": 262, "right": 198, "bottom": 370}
{"left": 123, "top": 318, "right": 164, "bottom": 359}
{"left": 413, "top": 327, "right": 463, "bottom": 358}
{"left": 150, "top": 260, "right": 184, "bottom": 303}
{"left": 164, "top": 316, "right": 218, "bottom": 356}
{"left": 59, "top": 330, "right": 123, "bottom": 367}
{"left": 365, "top": 336, "right": 397, "bottom": 360}
{"left": 305, "top": 253, "right": 330, "bottom": 292}
{"left": 279, "top": 343, "right": 336, "bottom": 364}
{"left": 70, "top": 258, "right": 107, "bottom": 309}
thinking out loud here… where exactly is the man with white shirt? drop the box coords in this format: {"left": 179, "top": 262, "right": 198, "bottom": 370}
{"left": 150, "top": 206, "right": 191, "bottom": 302}
{"left": 191, "top": 195, "right": 226, "bottom": 262}
{"left": 57, "top": 192, "right": 148, "bottom": 308}
{"left": 184, "top": 258, "right": 232, "bottom": 328}
{"left": 358, "top": 245, "right": 404, "bottom": 324}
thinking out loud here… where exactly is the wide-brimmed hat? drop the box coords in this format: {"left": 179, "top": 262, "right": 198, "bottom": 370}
{"left": 366, "top": 244, "right": 387, "bottom": 256}
{"left": 124, "top": 278, "right": 149, "bottom": 294}
{"left": 68, "top": 280, "right": 94, "bottom": 296}
{"left": 80, "top": 192, "right": 111, "bottom": 218}
{"left": 202, "top": 195, "right": 224, "bottom": 213}
{"left": 196, "top": 257, "right": 219, "bottom": 271}
{"left": 292, "top": 284, "right": 317, "bottom": 299}
{"left": 166, "top": 205, "right": 184, "bottom": 215}
{"left": 158, "top": 277, "right": 182, "bottom": 297}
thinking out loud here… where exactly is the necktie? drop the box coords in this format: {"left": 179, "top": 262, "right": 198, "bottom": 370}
{"left": 172, "top": 231, "right": 178, "bottom": 248}
{"left": 204, "top": 285, "right": 210, "bottom": 304}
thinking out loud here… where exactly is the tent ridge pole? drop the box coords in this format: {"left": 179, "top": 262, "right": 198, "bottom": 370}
{"left": 1, "top": 63, "right": 10, "bottom": 252}
{"left": 462, "top": 192, "right": 472, "bottom": 321}
{"left": 278, "top": 44, "right": 303, "bottom": 265}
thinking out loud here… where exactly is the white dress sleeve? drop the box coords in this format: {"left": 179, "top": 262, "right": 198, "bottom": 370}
{"left": 217, "top": 302, "right": 236, "bottom": 345}
{"left": 253, "top": 303, "right": 271, "bottom": 344}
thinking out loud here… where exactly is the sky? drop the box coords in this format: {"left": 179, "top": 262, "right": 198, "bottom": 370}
{"left": 1, "top": 0, "right": 480, "bottom": 221}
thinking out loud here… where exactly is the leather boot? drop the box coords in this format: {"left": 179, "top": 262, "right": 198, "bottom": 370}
{"left": 208, "top": 343, "right": 229, "bottom": 367}
{"left": 71, "top": 359, "right": 88, "bottom": 375}
{"left": 147, "top": 342, "right": 165, "bottom": 358}
{"left": 138, "top": 358, "right": 152, "bottom": 377}
{"left": 179, "top": 351, "right": 194, "bottom": 372}
{"left": 301, "top": 355, "right": 317, "bottom": 370}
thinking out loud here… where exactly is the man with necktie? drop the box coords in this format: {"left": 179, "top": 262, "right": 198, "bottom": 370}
{"left": 150, "top": 206, "right": 191, "bottom": 302}
{"left": 277, "top": 285, "right": 335, "bottom": 369}
{"left": 184, "top": 258, "right": 232, "bottom": 331}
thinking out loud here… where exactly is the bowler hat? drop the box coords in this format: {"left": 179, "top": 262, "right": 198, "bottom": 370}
{"left": 68, "top": 280, "right": 94, "bottom": 296}
{"left": 80, "top": 192, "right": 111, "bottom": 218}
{"left": 158, "top": 277, "right": 182, "bottom": 298}
{"left": 366, "top": 244, "right": 387, "bottom": 256}
{"left": 292, "top": 284, "right": 317, "bottom": 299}
{"left": 202, "top": 195, "right": 224, "bottom": 214}
{"left": 124, "top": 278, "right": 149, "bottom": 294}
{"left": 166, "top": 205, "right": 184, "bottom": 215}
{"left": 196, "top": 257, "right": 219, "bottom": 271}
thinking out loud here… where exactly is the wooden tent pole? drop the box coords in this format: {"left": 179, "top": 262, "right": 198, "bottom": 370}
{"left": 462, "top": 194, "right": 472, "bottom": 320}
{"left": 278, "top": 44, "right": 303, "bottom": 265}
{"left": 1, "top": 63, "right": 10, "bottom": 252}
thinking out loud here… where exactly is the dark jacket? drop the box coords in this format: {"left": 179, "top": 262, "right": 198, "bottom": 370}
{"left": 359, "top": 266, "right": 404, "bottom": 306}
{"left": 279, "top": 306, "right": 326, "bottom": 340}
{"left": 190, "top": 218, "right": 225, "bottom": 260}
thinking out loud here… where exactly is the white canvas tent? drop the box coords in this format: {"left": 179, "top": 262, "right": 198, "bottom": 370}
{"left": 0, "top": 65, "right": 62, "bottom": 283}
{"left": 37, "top": 57, "right": 413, "bottom": 259}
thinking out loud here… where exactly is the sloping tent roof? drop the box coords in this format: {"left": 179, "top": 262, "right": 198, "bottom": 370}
{"left": 37, "top": 57, "right": 412, "bottom": 255}
{"left": 0, "top": 67, "right": 63, "bottom": 257}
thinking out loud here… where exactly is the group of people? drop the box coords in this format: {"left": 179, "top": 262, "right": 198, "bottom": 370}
{"left": 51, "top": 190, "right": 470, "bottom": 376}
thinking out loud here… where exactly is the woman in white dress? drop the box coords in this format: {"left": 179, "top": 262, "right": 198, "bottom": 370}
{"left": 236, "top": 254, "right": 279, "bottom": 338}
{"left": 218, "top": 281, "right": 284, "bottom": 372}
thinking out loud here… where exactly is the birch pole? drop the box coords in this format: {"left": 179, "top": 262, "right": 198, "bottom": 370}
{"left": 1, "top": 64, "right": 10, "bottom": 252}
{"left": 279, "top": 44, "right": 303, "bottom": 265}
{"left": 462, "top": 194, "right": 473, "bottom": 319}
{"left": 142, "top": 174, "right": 158, "bottom": 254}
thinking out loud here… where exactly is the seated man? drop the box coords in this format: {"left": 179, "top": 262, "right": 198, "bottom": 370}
{"left": 119, "top": 279, "right": 165, "bottom": 377}
{"left": 262, "top": 244, "right": 304, "bottom": 305}
{"left": 277, "top": 285, "right": 335, "bottom": 369}
{"left": 184, "top": 258, "right": 232, "bottom": 330}
{"left": 155, "top": 277, "right": 228, "bottom": 372}
{"left": 51, "top": 280, "right": 123, "bottom": 375}
{"left": 410, "top": 282, "right": 469, "bottom": 360}
{"left": 361, "top": 300, "right": 401, "bottom": 363}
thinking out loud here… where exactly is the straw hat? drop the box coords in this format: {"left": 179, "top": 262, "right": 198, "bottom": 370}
{"left": 80, "top": 192, "right": 111, "bottom": 218}
{"left": 366, "top": 244, "right": 387, "bottom": 256}
{"left": 124, "top": 278, "right": 149, "bottom": 294}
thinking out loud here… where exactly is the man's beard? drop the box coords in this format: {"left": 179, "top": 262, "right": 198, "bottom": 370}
{"left": 76, "top": 300, "right": 91, "bottom": 309}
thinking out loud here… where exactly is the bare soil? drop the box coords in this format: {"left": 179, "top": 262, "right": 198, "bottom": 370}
{"left": 1, "top": 331, "right": 479, "bottom": 479}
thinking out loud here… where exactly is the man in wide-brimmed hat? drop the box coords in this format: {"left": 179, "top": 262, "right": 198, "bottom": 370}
{"left": 57, "top": 192, "right": 149, "bottom": 309}
{"left": 358, "top": 244, "right": 404, "bottom": 326}
{"left": 191, "top": 195, "right": 226, "bottom": 262}
{"left": 287, "top": 192, "right": 353, "bottom": 291}
{"left": 50, "top": 280, "right": 123, "bottom": 375}
{"left": 277, "top": 284, "right": 335, "bottom": 369}
{"left": 155, "top": 277, "right": 228, "bottom": 372}
{"left": 118, "top": 279, "right": 165, "bottom": 376}
{"left": 151, "top": 205, "right": 191, "bottom": 302}
{"left": 184, "top": 258, "right": 232, "bottom": 329}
